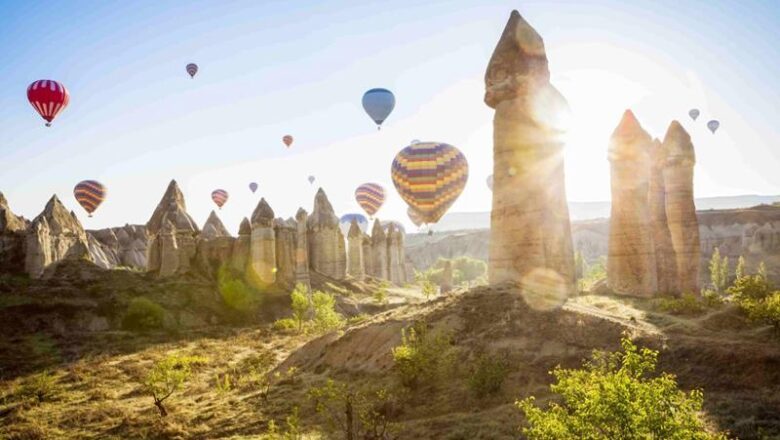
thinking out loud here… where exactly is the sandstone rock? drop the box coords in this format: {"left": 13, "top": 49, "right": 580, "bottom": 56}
{"left": 0, "top": 192, "right": 27, "bottom": 233}
{"left": 146, "top": 180, "right": 199, "bottom": 276}
{"left": 0, "top": 192, "right": 28, "bottom": 273}
{"left": 147, "top": 180, "right": 199, "bottom": 235}
{"left": 275, "top": 217, "right": 297, "bottom": 287}
{"left": 250, "top": 198, "right": 277, "bottom": 285}
{"left": 368, "top": 219, "right": 388, "bottom": 280}
{"left": 606, "top": 110, "right": 657, "bottom": 296}
{"left": 294, "top": 208, "right": 311, "bottom": 287}
{"left": 24, "top": 195, "right": 92, "bottom": 278}
{"left": 88, "top": 225, "right": 148, "bottom": 270}
{"left": 346, "top": 219, "right": 365, "bottom": 279}
{"left": 662, "top": 121, "right": 700, "bottom": 294}
{"left": 307, "top": 189, "right": 346, "bottom": 279}
{"left": 231, "top": 217, "right": 252, "bottom": 273}
{"left": 386, "top": 223, "right": 406, "bottom": 284}
{"left": 485, "top": 10, "right": 575, "bottom": 294}
{"left": 202, "top": 210, "right": 231, "bottom": 240}
{"left": 362, "top": 235, "right": 373, "bottom": 279}
{"left": 649, "top": 138, "right": 678, "bottom": 293}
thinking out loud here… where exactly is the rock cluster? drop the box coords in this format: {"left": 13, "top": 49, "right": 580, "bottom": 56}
{"left": 485, "top": 10, "right": 576, "bottom": 294}
{"left": 0, "top": 193, "right": 28, "bottom": 273}
{"left": 606, "top": 114, "right": 700, "bottom": 296}
{"left": 146, "top": 180, "right": 200, "bottom": 277}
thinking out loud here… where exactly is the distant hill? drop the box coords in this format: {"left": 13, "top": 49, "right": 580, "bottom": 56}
{"left": 431, "top": 195, "right": 780, "bottom": 232}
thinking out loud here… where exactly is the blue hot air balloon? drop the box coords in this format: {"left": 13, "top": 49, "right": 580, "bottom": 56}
{"left": 707, "top": 120, "right": 720, "bottom": 134}
{"left": 339, "top": 213, "right": 368, "bottom": 237}
{"left": 362, "top": 88, "right": 395, "bottom": 130}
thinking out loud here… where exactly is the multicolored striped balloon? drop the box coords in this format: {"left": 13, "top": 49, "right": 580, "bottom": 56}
{"left": 407, "top": 206, "right": 424, "bottom": 227}
{"left": 73, "top": 180, "right": 106, "bottom": 217}
{"left": 186, "top": 63, "right": 198, "bottom": 78}
{"left": 390, "top": 142, "right": 468, "bottom": 224}
{"left": 27, "top": 80, "right": 70, "bottom": 126}
{"left": 249, "top": 182, "right": 258, "bottom": 193}
{"left": 355, "top": 183, "right": 385, "bottom": 217}
{"left": 211, "top": 189, "right": 228, "bottom": 209}
{"left": 283, "top": 135, "right": 293, "bottom": 148}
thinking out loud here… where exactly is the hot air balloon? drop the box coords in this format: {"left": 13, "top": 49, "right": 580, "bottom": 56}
{"left": 689, "top": 109, "right": 700, "bottom": 121}
{"left": 283, "top": 135, "right": 293, "bottom": 148}
{"left": 391, "top": 142, "right": 469, "bottom": 225}
{"left": 339, "top": 213, "right": 368, "bottom": 237}
{"left": 362, "top": 88, "right": 395, "bottom": 130}
{"left": 707, "top": 120, "right": 720, "bottom": 134}
{"left": 308, "top": 175, "right": 315, "bottom": 185}
{"left": 73, "top": 180, "right": 106, "bottom": 217}
{"left": 186, "top": 63, "right": 198, "bottom": 78}
{"left": 249, "top": 182, "right": 258, "bottom": 193}
{"left": 486, "top": 175, "right": 494, "bottom": 191}
{"left": 27, "top": 80, "right": 70, "bottom": 127}
{"left": 381, "top": 220, "right": 405, "bottom": 234}
{"left": 355, "top": 183, "right": 386, "bottom": 218}
{"left": 211, "top": 189, "right": 228, "bottom": 209}
{"left": 407, "top": 206, "right": 424, "bottom": 227}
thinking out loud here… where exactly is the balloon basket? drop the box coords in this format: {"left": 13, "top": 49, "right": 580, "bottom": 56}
{"left": 45, "top": 122, "right": 51, "bottom": 127}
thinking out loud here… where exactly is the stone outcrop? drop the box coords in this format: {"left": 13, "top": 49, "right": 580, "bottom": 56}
{"left": 606, "top": 110, "right": 657, "bottom": 296}
{"left": 88, "top": 225, "right": 148, "bottom": 270}
{"left": 294, "top": 208, "right": 311, "bottom": 287}
{"left": 346, "top": 219, "right": 365, "bottom": 279}
{"left": 485, "top": 10, "right": 575, "bottom": 294}
{"left": 250, "top": 198, "right": 277, "bottom": 286}
{"left": 146, "top": 180, "right": 199, "bottom": 276}
{"left": 25, "top": 195, "right": 92, "bottom": 278}
{"left": 231, "top": 218, "right": 252, "bottom": 273}
{"left": 0, "top": 193, "right": 28, "bottom": 273}
{"left": 386, "top": 223, "right": 406, "bottom": 284}
{"left": 202, "top": 211, "right": 231, "bottom": 240}
{"left": 307, "top": 189, "right": 346, "bottom": 279}
{"left": 368, "top": 219, "right": 388, "bottom": 279}
{"left": 662, "top": 121, "right": 700, "bottom": 294}
{"left": 649, "top": 138, "right": 678, "bottom": 293}
{"left": 275, "top": 217, "right": 297, "bottom": 287}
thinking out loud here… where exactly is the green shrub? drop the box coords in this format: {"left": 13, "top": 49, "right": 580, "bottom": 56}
{"left": 728, "top": 273, "right": 773, "bottom": 302}
{"left": 290, "top": 284, "right": 310, "bottom": 333}
{"left": 311, "top": 291, "right": 345, "bottom": 333}
{"left": 272, "top": 318, "right": 299, "bottom": 333}
{"left": 264, "top": 406, "right": 302, "bottom": 440}
{"left": 143, "top": 354, "right": 206, "bottom": 417}
{"left": 218, "top": 265, "right": 261, "bottom": 315}
{"left": 391, "top": 322, "right": 453, "bottom": 388}
{"left": 451, "top": 257, "right": 487, "bottom": 285}
{"left": 740, "top": 291, "right": 780, "bottom": 333}
{"left": 468, "top": 353, "right": 509, "bottom": 398}
{"left": 421, "top": 280, "right": 437, "bottom": 300}
{"left": 709, "top": 247, "right": 729, "bottom": 293}
{"left": 347, "top": 313, "right": 370, "bottom": 326}
{"left": 274, "top": 286, "right": 345, "bottom": 335}
{"left": 657, "top": 292, "right": 706, "bottom": 315}
{"left": 308, "top": 379, "right": 401, "bottom": 439}
{"left": 373, "top": 288, "right": 389, "bottom": 305}
{"left": 122, "top": 297, "right": 166, "bottom": 331}
{"left": 578, "top": 256, "right": 607, "bottom": 292}
{"left": 517, "top": 337, "right": 728, "bottom": 439}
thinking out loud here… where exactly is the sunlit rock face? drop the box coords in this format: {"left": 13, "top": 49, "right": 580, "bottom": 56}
{"left": 368, "top": 219, "right": 388, "bottom": 280}
{"left": 250, "top": 198, "right": 277, "bottom": 286}
{"left": 386, "top": 224, "right": 407, "bottom": 284}
{"left": 307, "top": 189, "right": 346, "bottom": 279}
{"left": 662, "top": 121, "right": 700, "bottom": 294}
{"left": 231, "top": 217, "right": 252, "bottom": 273}
{"left": 485, "top": 10, "right": 575, "bottom": 296}
{"left": 25, "top": 195, "right": 92, "bottom": 278}
{"left": 606, "top": 110, "right": 658, "bottom": 296}
{"left": 294, "top": 208, "right": 311, "bottom": 287}
{"left": 440, "top": 260, "right": 453, "bottom": 294}
{"left": 88, "top": 225, "right": 148, "bottom": 270}
{"left": 346, "top": 219, "right": 365, "bottom": 280}
{"left": 274, "top": 217, "right": 297, "bottom": 287}
{"left": 202, "top": 211, "right": 231, "bottom": 240}
{"left": 0, "top": 192, "right": 28, "bottom": 273}
{"left": 146, "top": 180, "right": 199, "bottom": 276}
{"left": 649, "top": 139, "right": 679, "bottom": 294}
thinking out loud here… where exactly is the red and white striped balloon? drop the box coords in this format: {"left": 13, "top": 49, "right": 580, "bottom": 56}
{"left": 27, "top": 80, "right": 70, "bottom": 126}
{"left": 211, "top": 189, "right": 228, "bottom": 209}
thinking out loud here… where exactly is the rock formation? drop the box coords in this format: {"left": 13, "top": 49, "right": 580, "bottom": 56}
{"left": 440, "top": 260, "right": 453, "bottom": 294}
{"left": 274, "top": 217, "right": 297, "bottom": 287}
{"left": 231, "top": 217, "right": 252, "bottom": 273}
{"left": 369, "top": 219, "right": 388, "bottom": 280}
{"left": 307, "top": 189, "right": 346, "bottom": 279}
{"left": 202, "top": 211, "right": 231, "bottom": 240}
{"left": 146, "top": 180, "right": 199, "bottom": 276}
{"left": 346, "top": 219, "right": 365, "bottom": 279}
{"left": 25, "top": 195, "right": 92, "bottom": 278}
{"left": 88, "top": 225, "right": 148, "bottom": 270}
{"left": 294, "top": 208, "right": 311, "bottom": 287}
{"left": 250, "top": 198, "right": 277, "bottom": 286}
{"left": 485, "top": 10, "right": 576, "bottom": 294}
{"left": 662, "top": 121, "right": 700, "bottom": 294}
{"left": 649, "top": 138, "right": 678, "bottom": 293}
{"left": 606, "top": 110, "right": 657, "bottom": 296}
{"left": 386, "top": 223, "right": 406, "bottom": 284}
{"left": 0, "top": 193, "right": 28, "bottom": 273}
{"left": 362, "top": 235, "right": 373, "bottom": 280}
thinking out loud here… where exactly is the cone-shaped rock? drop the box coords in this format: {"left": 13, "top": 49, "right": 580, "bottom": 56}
{"left": 146, "top": 180, "right": 199, "bottom": 235}
{"left": 368, "top": 219, "right": 388, "bottom": 280}
{"left": 486, "top": 10, "right": 576, "bottom": 297}
{"left": 238, "top": 217, "right": 252, "bottom": 236}
{"left": 649, "top": 138, "right": 678, "bottom": 293}
{"left": 307, "top": 189, "right": 346, "bottom": 279}
{"left": 202, "top": 211, "right": 231, "bottom": 240}
{"left": 346, "top": 219, "right": 365, "bottom": 279}
{"left": 0, "top": 192, "right": 28, "bottom": 273}
{"left": 607, "top": 110, "right": 657, "bottom": 296}
{"left": 294, "top": 208, "right": 311, "bottom": 286}
{"left": 231, "top": 217, "right": 252, "bottom": 273}
{"left": 251, "top": 198, "right": 275, "bottom": 228}
{"left": 662, "top": 121, "right": 700, "bottom": 294}
{"left": 25, "top": 195, "right": 91, "bottom": 278}
{"left": 250, "top": 198, "right": 277, "bottom": 285}
{"left": 0, "top": 192, "right": 26, "bottom": 233}
{"left": 146, "top": 180, "right": 198, "bottom": 276}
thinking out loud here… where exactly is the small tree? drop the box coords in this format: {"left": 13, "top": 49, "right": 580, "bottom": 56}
{"left": 758, "top": 261, "right": 768, "bottom": 283}
{"left": 311, "top": 291, "right": 345, "bottom": 333}
{"left": 517, "top": 337, "right": 728, "bottom": 439}
{"left": 391, "top": 322, "right": 453, "bottom": 389}
{"left": 735, "top": 256, "right": 746, "bottom": 281}
{"left": 143, "top": 355, "right": 205, "bottom": 417}
{"left": 421, "top": 280, "right": 437, "bottom": 301}
{"left": 290, "top": 283, "right": 310, "bottom": 333}
{"left": 709, "top": 248, "right": 729, "bottom": 293}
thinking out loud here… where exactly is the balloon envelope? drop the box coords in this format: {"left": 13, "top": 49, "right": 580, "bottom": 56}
{"left": 355, "top": 183, "right": 386, "bottom": 217}
{"left": 689, "top": 109, "right": 700, "bottom": 121}
{"left": 362, "top": 88, "right": 395, "bottom": 128}
{"left": 339, "top": 213, "right": 368, "bottom": 236}
{"left": 186, "top": 63, "right": 198, "bottom": 78}
{"left": 73, "top": 180, "right": 106, "bottom": 216}
{"left": 283, "top": 135, "right": 293, "bottom": 147}
{"left": 27, "top": 80, "right": 70, "bottom": 126}
{"left": 211, "top": 189, "right": 228, "bottom": 209}
{"left": 391, "top": 142, "right": 469, "bottom": 224}
{"left": 249, "top": 182, "right": 258, "bottom": 193}
{"left": 707, "top": 120, "right": 720, "bottom": 133}
{"left": 407, "top": 206, "right": 424, "bottom": 227}
{"left": 487, "top": 175, "right": 494, "bottom": 191}
{"left": 308, "top": 175, "right": 315, "bottom": 184}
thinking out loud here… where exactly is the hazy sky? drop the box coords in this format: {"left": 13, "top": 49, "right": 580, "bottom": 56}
{"left": 1, "top": 0, "right": 779, "bottom": 233}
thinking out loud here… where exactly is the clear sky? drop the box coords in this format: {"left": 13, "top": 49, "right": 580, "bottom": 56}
{"left": 1, "top": 0, "right": 779, "bottom": 233}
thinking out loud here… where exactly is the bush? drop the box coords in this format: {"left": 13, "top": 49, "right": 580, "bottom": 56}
{"left": 218, "top": 265, "right": 262, "bottom": 315}
{"left": 517, "top": 337, "right": 728, "bottom": 439}
{"left": 740, "top": 291, "right": 780, "bottom": 333}
{"left": 728, "top": 273, "right": 773, "bottom": 302}
{"left": 347, "top": 313, "right": 370, "bottom": 326}
{"left": 122, "top": 297, "right": 166, "bottom": 331}
{"left": 421, "top": 280, "right": 437, "bottom": 300}
{"left": 274, "top": 286, "right": 345, "bottom": 335}
{"left": 578, "top": 256, "right": 607, "bottom": 292}
{"left": 143, "top": 354, "right": 206, "bottom": 417}
{"left": 272, "top": 318, "right": 299, "bottom": 333}
{"left": 290, "top": 284, "right": 310, "bottom": 333}
{"left": 373, "top": 288, "right": 389, "bottom": 305}
{"left": 391, "top": 322, "right": 453, "bottom": 389}
{"left": 468, "top": 353, "right": 509, "bottom": 398}
{"left": 311, "top": 291, "right": 345, "bottom": 333}
{"left": 451, "top": 257, "right": 487, "bottom": 285}
{"left": 657, "top": 292, "right": 706, "bottom": 315}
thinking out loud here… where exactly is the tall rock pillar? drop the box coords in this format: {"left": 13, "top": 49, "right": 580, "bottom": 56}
{"left": 606, "top": 110, "right": 658, "bottom": 296}
{"left": 485, "top": 10, "right": 575, "bottom": 294}
{"left": 294, "top": 208, "right": 311, "bottom": 287}
{"left": 649, "top": 139, "right": 678, "bottom": 294}
{"left": 662, "top": 121, "right": 700, "bottom": 294}
{"left": 306, "top": 189, "right": 346, "bottom": 279}
{"left": 346, "top": 219, "right": 365, "bottom": 279}
{"left": 386, "top": 224, "right": 405, "bottom": 284}
{"left": 249, "top": 198, "right": 277, "bottom": 286}
{"left": 274, "top": 218, "right": 297, "bottom": 287}
{"left": 369, "top": 219, "right": 388, "bottom": 280}
{"left": 232, "top": 217, "right": 252, "bottom": 273}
